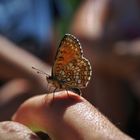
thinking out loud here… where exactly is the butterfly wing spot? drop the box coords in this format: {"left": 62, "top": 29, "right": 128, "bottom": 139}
{"left": 84, "top": 71, "right": 88, "bottom": 75}
{"left": 75, "top": 75, "right": 79, "bottom": 79}
{"left": 67, "top": 78, "right": 71, "bottom": 81}
{"left": 78, "top": 80, "right": 81, "bottom": 84}
{"left": 60, "top": 70, "right": 65, "bottom": 75}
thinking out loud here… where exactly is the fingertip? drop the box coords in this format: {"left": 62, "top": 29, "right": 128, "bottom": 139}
{"left": 12, "top": 91, "right": 91, "bottom": 140}
{"left": 12, "top": 91, "right": 83, "bottom": 125}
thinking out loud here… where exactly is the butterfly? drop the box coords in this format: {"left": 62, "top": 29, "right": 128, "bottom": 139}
{"left": 33, "top": 34, "right": 92, "bottom": 95}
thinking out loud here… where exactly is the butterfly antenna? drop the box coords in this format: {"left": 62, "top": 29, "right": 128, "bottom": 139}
{"left": 32, "top": 66, "right": 49, "bottom": 77}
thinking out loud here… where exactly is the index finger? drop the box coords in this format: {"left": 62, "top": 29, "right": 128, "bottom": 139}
{"left": 12, "top": 91, "right": 133, "bottom": 140}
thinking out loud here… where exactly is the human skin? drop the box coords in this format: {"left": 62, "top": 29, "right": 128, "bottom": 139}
{"left": 0, "top": 121, "right": 40, "bottom": 140}
{"left": 12, "top": 91, "right": 133, "bottom": 140}
{"left": 0, "top": 36, "right": 53, "bottom": 121}
{"left": 0, "top": 36, "right": 51, "bottom": 89}
{"left": 0, "top": 35, "right": 134, "bottom": 140}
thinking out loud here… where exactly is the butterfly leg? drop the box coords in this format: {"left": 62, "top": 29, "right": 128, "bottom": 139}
{"left": 66, "top": 89, "right": 70, "bottom": 97}
{"left": 42, "top": 84, "right": 50, "bottom": 103}
{"left": 50, "top": 87, "right": 57, "bottom": 104}
{"left": 44, "top": 85, "right": 56, "bottom": 105}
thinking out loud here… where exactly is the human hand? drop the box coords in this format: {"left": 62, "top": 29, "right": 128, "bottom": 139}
{"left": 12, "top": 91, "right": 133, "bottom": 140}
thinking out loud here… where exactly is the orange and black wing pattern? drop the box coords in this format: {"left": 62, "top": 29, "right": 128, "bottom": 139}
{"left": 52, "top": 34, "right": 92, "bottom": 89}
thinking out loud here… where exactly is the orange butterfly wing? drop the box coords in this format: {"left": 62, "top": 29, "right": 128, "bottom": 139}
{"left": 52, "top": 34, "right": 92, "bottom": 89}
